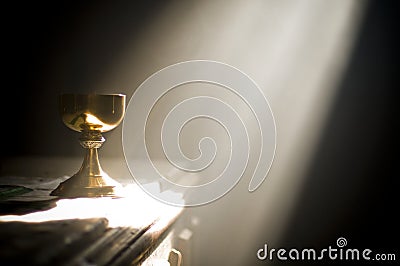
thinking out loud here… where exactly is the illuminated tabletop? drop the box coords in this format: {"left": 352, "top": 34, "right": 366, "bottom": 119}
{"left": 0, "top": 157, "right": 183, "bottom": 266}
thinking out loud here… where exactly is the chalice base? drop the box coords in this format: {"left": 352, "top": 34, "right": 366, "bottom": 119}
{"left": 50, "top": 172, "right": 121, "bottom": 198}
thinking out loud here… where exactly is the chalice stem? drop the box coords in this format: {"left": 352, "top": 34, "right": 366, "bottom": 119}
{"left": 78, "top": 130, "right": 106, "bottom": 180}
{"left": 51, "top": 130, "right": 119, "bottom": 197}
{"left": 79, "top": 147, "right": 103, "bottom": 179}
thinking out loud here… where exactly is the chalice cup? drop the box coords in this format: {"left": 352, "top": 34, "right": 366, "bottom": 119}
{"left": 51, "top": 93, "right": 126, "bottom": 198}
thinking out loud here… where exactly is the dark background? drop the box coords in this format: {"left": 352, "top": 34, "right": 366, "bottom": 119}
{"left": 1, "top": 0, "right": 399, "bottom": 265}
{"left": 2, "top": 0, "right": 168, "bottom": 158}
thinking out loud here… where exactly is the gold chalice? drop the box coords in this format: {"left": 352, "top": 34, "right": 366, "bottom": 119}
{"left": 51, "top": 93, "right": 126, "bottom": 198}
